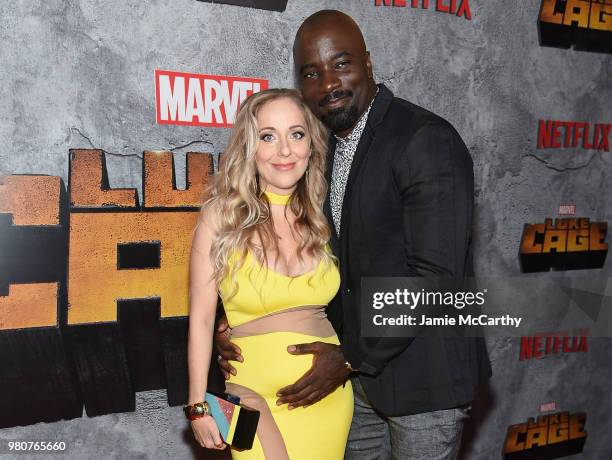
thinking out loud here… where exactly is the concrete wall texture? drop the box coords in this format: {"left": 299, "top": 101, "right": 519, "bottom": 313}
{"left": 1, "top": 0, "right": 611, "bottom": 458}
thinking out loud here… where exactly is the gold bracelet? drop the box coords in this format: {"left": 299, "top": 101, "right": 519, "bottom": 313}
{"left": 183, "top": 401, "right": 210, "bottom": 421}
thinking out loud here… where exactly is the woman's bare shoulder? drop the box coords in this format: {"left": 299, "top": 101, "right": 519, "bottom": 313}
{"left": 192, "top": 200, "right": 224, "bottom": 250}
{"left": 199, "top": 200, "right": 224, "bottom": 231}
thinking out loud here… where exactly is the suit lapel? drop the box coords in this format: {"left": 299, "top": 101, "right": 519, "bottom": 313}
{"left": 338, "top": 85, "right": 394, "bottom": 245}
{"left": 325, "top": 135, "right": 339, "bottom": 256}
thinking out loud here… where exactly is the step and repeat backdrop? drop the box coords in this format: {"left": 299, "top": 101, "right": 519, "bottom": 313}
{"left": 1, "top": 1, "right": 610, "bottom": 458}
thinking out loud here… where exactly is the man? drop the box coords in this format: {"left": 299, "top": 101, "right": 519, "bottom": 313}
{"left": 216, "top": 10, "right": 491, "bottom": 459}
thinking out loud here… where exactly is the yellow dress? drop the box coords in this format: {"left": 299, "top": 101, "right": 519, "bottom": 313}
{"left": 219, "top": 191, "right": 353, "bottom": 460}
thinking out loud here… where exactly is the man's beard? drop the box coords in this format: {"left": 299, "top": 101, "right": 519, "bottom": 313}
{"left": 320, "top": 104, "right": 360, "bottom": 134}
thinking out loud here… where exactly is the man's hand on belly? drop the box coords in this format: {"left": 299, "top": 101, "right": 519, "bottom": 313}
{"left": 214, "top": 315, "right": 243, "bottom": 379}
{"left": 275, "top": 342, "right": 351, "bottom": 409}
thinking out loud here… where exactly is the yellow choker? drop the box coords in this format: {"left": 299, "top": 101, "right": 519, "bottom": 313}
{"left": 264, "top": 190, "right": 292, "bottom": 206}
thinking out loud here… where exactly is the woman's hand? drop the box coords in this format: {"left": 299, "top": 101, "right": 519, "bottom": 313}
{"left": 190, "top": 415, "right": 225, "bottom": 450}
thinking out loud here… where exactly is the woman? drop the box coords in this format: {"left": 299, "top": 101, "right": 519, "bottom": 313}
{"left": 186, "top": 88, "right": 353, "bottom": 459}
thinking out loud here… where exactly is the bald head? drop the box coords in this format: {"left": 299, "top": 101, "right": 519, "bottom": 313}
{"left": 293, "top": 10, "right": 367, "bottom": 57}
{"left": 293, "top": 10, "right": 377, "bottom": 137}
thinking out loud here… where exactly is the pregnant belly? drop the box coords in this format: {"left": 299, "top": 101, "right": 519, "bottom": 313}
{"left": 228, "top": 331, "right": 340, "bottom": 400}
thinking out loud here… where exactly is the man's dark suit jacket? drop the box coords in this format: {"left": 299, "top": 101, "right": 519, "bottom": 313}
{"left": 325, "top": 84, "right": 492, "bottom": 417}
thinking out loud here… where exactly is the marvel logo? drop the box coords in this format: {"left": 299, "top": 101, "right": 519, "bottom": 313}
{"left": 558, "top": 204, "right": 576, "bottom": 216}
{"left": 155, "top": 69, "right": 268, "bottom": 128}
{"left": 540, "top": 401, "right": 557, "bottom": 412}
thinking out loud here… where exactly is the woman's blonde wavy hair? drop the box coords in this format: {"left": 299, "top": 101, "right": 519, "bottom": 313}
{"left": 203, "top": 88, "right": 334, "bottom": 297}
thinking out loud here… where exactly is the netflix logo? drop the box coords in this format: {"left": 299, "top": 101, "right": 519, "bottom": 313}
{"left": 537, "top": 120, "right": 611, "bottom": 152}
{"left": 373, "top": 0, "right": 472, "bottom": 20}
{"left": 519, "top": 331, "right": 588, "bottom": 361}
{"left": 155, "top": 70, "right": 268, "bottom": 128}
